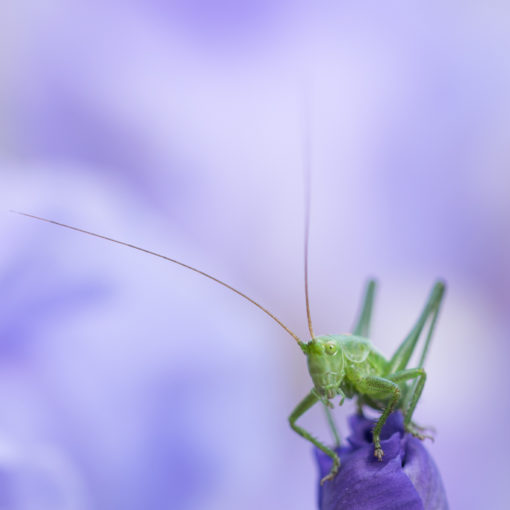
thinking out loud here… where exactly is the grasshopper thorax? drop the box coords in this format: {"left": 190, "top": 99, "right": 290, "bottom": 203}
{"left": 302, "top": 334, "right": 372, "bottom": 399}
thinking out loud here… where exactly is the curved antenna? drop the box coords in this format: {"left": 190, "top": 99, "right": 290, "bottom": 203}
{"left": 10, "top": 211, "right": 304, "bottom": 346}
{"left": 303, "top": 89, "right": 315, "bottom": 340}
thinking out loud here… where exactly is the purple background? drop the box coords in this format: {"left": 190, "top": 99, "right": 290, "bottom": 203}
{"left": 2, "top": 2, "right": 509, "bottom": 509}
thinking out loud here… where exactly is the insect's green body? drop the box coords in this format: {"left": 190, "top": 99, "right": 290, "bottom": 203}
{"left": 12, "top": 212, "right": 446, "bottom": 487}
{"left": 290, "top": 280, "right": 445, "bottom": 484}
{"left": 305, "top": 334, "right": 375, "bottom": 400}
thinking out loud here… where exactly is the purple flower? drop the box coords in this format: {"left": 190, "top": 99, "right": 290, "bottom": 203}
{"left": 316, "top": 412, "right": 448, "bottom": 510}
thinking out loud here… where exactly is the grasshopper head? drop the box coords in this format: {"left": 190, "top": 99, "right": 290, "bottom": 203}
{"left": 302, "top": 335, "right": 346, "bottom": 399}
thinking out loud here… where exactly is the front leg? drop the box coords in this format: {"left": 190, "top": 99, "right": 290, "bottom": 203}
{"left": 386, "top": 367, "right": 427, "bottom": 432}
{"left": 356, "top": 376, "right": 401, "bottom": 461}
{"left": 312, "top": 388, "right": 334, "bottom": 409}
{"left": 389, "top": 369, "right": 435, "bottom": 441}
{"left": 289, "top": 390, "right": 339, "bottom": 485}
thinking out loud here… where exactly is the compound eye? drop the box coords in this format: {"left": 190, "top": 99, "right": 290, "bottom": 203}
{"left": 325, "top": 342, "right": 337, "bottom": 355}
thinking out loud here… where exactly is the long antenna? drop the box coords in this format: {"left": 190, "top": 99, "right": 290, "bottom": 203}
{"left": 10, "top": 211, "right": 304, "bottom": 346}
{"left": 303, "top": 87, "right": 315, "bottom": 340}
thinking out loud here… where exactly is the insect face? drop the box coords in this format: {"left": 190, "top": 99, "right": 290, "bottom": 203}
{"left": 305, "top": 335, "right": 346, "bottom": 399}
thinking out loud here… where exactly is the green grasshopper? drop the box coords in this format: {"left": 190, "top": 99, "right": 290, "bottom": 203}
{"left": 296, "top": 279, "right": 444, "bottom": 484}
{"left": 12, "top": 211, "right": 445, "bottom": 485}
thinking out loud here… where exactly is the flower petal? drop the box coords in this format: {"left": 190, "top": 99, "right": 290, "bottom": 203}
{"left": 316, "top": 413, "right": 449, "bottom": 510}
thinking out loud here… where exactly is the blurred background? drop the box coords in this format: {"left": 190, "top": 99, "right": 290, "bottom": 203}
{"left": 1, "top": 1, "right": 509, "bottom": 509}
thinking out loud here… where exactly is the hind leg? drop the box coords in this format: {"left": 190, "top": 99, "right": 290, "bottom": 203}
{"left": 386, "top": 281, "right": 445, "bottom": 375}
{"left": 352, "top": 279, "right": 377, "bottom": 337}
